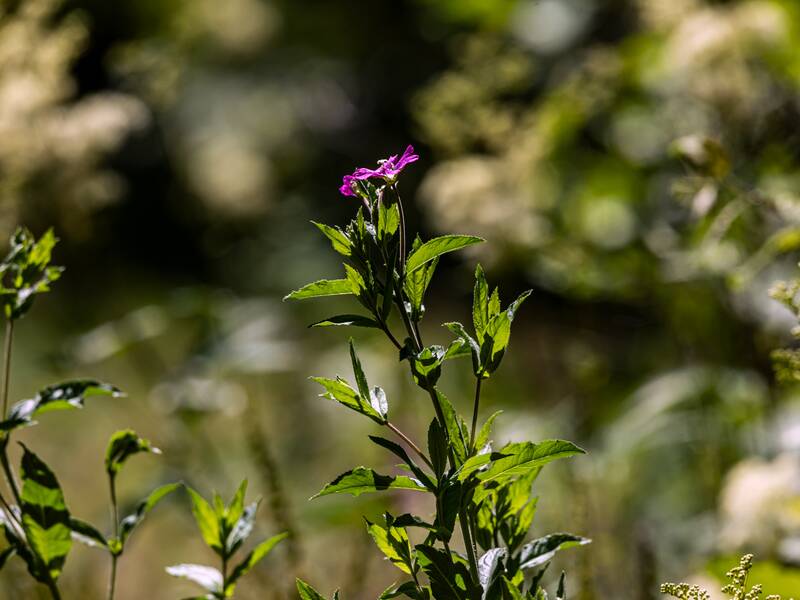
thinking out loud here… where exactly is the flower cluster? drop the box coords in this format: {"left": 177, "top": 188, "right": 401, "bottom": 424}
{"left": 661, "top": 555, "right": 789, "bottom": 600}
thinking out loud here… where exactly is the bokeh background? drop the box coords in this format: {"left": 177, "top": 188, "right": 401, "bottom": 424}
{"left": 1, "top": 0, "right": 800, "bottom": 597}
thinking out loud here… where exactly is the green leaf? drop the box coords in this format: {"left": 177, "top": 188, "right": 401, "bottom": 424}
{"left": 416, "top": 545, "right": 476, "bottom": 600}
{"left": 312, "top": 222, "right": 351, "bottom": 256}
{"left": 313, "top": 467, "right": 427, "bottom": 499}
{"left": 366, "top": 516, "right": 414, "bottom": 575}
{"left": 2, "top": 380, "right": 123, "bottom": 431}
{"left": 349, "top": 339, "right": 370, "bottom": 399}
{"left": 309, "top": 315, "right": 380, "bottom": 329}
{"left": 473, "top": 264, "right": 489, "bottom": 343}
{"left": 225, "top": 532, "right": 288, "bottom": 593}
{"left": 518, "top": 534, "right": 591, "bottom": 571}
{"left": 406, "top": 235, "right": 484, "bottom": 274}
{"left": 311, "top": 376, "right": 386, "bottom": 424}
{"left": 225, "top": 480, "right": 248, "bottom": 532}
{"left": 501, "top": 576, "right": 526, "bottom": 600}
{"left": 186, "top": 486, "right": 223, "bottom": 554}
{"left": 69, "top": 518, "right": 108, "bottom": 550}
{"left": 436, "top": 390, "right": 468, "bottom": 466}
{"left": 120, "top": 482, "right": 180, "bottom": 545}
{"left": 460, "top": 441, "right": 585, "bottom": 484}
{"left": 474, "top": 411, "right": 503, "bottom": 452}
{"left": 284, "top": 279, "right": 353, "bottom": 301}
{"left": 19, "top": 444, "right": 71, "bottom": 581}
{"left": 105, "top": 429, "right": 160, "bottom": 477}
{"left": 297, "top": 579, "right": 328, "bottom": 600}
{"left": 165, "top": 564, "right": 223, "bottom": 594}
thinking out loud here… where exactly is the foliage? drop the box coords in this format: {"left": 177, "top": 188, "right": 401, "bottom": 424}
{"left": 289, "top": 147, "right": 587, "bottom": 599}
{"left": 0, "top": 227, "right": 284, "bottom": 599}
{"left": 167, "top": 480, "right": 287, "bottom": 599}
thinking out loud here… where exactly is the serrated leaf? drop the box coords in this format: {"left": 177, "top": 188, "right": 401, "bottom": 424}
{"left": 284, "top": 279, "right": 353, "bottom": 301}
{"left": 19, "top": 445, "right": 71, "bottom": 581}
{"left": 459, "top": 441, "right": 585, "bottom": 484}
{"left": 309, "top": 315, "right": 380, "bottom": 329}
{"left": 1, "top": 380, "right": 123, "bottom": 431}
{"left": 166, "top": 564, "right": 223, "bottom": 594}
{"left": 186, "top": 487, "right": 222, "bottom": 554}
{"left": 518, "top": 534, "right": 591, "bottom": 571}
{"left": 313, "top": 467, "right": 427, "bottom": 499}
{"left": 406, "top": 235, "right": 484, "bottom": 274}
{"left": 225, "top": 532, "right": 287, "bottom": 593}
{"left": 312, "top": 376, "right": 386, "bottom": 424}
{"left": 312, "top": 222, "right": 351, "bottom": 256}
{"left": 120, "top": 482, "right": 180, "bottom": 545}
{"left": 105, "top": 429, "right": 160, "bottom": 477}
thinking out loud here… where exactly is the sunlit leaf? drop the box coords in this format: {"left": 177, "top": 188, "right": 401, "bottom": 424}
{"left": 313, "top": 467, "right": 427, "bottom": 499}
{"left": 165, "top": 564, "right": 223, "bottom": 594}
{"left": 19, "top": 444, "right": 71, "bottom": 581}
{"left": 284, "top": 279, "right": 353, "bottom": 301}
{"left": 518, "top": 534, "right": 591, "bottom": 571}
{"left": 406, "top": 235, "right": 484, "bottom": 274}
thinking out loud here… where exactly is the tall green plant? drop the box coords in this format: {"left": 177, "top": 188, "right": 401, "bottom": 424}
{"left": 0, "top": 228, "right": 178, "bottom": 599}
{"left": 288, "top": 146, "right": 588, "bottom": 599}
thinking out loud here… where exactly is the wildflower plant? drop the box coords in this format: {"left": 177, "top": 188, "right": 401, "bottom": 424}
{"left": 287, "top": 146, "right": 589, "bottom": 599}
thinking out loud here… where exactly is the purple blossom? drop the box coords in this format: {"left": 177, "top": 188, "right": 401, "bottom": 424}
{"left": 339, "top": 145, "right": 420, "bottom": 198}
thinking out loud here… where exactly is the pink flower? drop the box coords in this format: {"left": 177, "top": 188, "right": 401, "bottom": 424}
{"left": 339, "top": 145, "right": 419, "bottom": 197}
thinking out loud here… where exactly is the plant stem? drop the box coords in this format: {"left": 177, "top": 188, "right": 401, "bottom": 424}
{"left": 46, "top": 578, "right": 61, "bottom": 600}
{"left": 389, "top": 189, "right": 481, "bottom": 584}
{"left": 108, "top": 475, "right": 119, "bottom": 600}
{"left": 222, "top": 555, "right": 228, "bottom": 593}
{"left": 469, "top": 377, "right": 482, "bottom": 451}
{"left": 386, "top": 422, "right": 434, "bottom": 470}
{"left": 1, "top": 319, "right": 13, "bottom": 418}
{"left": 0, "top": 446, "right": 20, "bottom": 505}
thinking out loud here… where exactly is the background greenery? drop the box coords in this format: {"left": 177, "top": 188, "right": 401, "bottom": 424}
{"left": 1, "top": 0, "right": 799, "bottom": 597}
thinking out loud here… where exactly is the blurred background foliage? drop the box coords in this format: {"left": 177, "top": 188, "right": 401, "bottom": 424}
{"left": 0, "top": 0, "right": 799, "bottom": 597}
